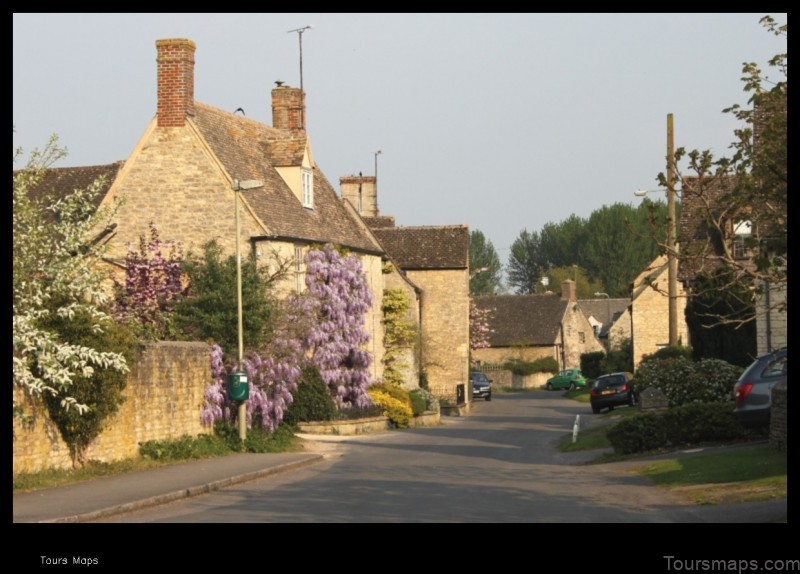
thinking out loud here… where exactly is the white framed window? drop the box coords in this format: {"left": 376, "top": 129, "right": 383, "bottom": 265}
{"left": 302, "top": 168, "right": 314, "bottom": 208}
{"left": 733, "top": 219, "right": 753, "bottom": 259}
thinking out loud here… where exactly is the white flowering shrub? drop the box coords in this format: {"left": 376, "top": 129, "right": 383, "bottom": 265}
{"left": 634, "top": 357, "right": 743, "bottom": 406}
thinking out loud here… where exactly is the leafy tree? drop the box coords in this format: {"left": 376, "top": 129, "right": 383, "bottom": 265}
{"left": 539, "top": 215, "right": 588, "bottom": 269}
{"left": 13, "top": 135, "right": 129, "bottom": 418}
{"left": 582, "top": 202, "right": 668, "bottom": 297}
{"left": 174, "top": 240, "right": 282, "bottom": 355}
{"left": 685, "top": 269, "right": 757, "bottom": 367}
{"left": 538, "top": 265, "right": 602, "bottom": 299}
{"left": 662, "top": 15, "right": 786, "bottom": 326}
{"left": 506, "top": 229, "right": 547, "bottom": 294}
{"left": 113, "top": 222, "right": 185, "bottom": 340}
{"left": 468, "top": 229, "right": 502, "bottom": 295}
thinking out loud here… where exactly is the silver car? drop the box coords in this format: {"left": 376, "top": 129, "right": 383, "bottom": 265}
{"left": 733, "top": 347, "right": 787, "bottom": 428}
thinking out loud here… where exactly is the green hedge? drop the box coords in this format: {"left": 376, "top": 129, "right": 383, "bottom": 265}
{"left": 503, "top": 356, "right": 559, "bottom": 376}
{"left": 606, "top": 402, "right": 750, "bottom": 455}
{"left": 283, "top": 366, "right": 337, "bottom": 425}
{"left": 634, "top": 357, "right": 743, "bottom": 406}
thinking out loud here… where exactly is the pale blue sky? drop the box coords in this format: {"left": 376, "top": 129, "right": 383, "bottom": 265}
{"left": 12, "top": 13, "right": 787, "bottom": 266}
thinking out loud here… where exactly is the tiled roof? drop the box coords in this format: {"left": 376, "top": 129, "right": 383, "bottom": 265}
{"left": 191, "top": 102, "right": 383, "bottom": 254}
{"left": 370, "top": 225, "right": 469, "bottom": 269}
{"left": 18, "top": 162, "right": 124, "bottom": 212}
{"left": 362, "top": 216, "right": 396, "bottom": 228}
{"left": 474, "top": 294, "right": 567, "bottom": 347}
{"left": 578, "top": 298, "right": 630, "bottom": 336}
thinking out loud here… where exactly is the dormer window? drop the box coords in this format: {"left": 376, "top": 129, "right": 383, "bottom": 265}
{"left": 733, "top": 220, "right": 753, "bottom": 259}
{"left": 302, "top": 168, "right": 314, "bottom": 209}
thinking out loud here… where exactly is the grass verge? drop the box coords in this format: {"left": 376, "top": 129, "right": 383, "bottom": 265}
{"left": 632, "top": 444, "right": 787, "bottom": 504}
{"left": 557, "top": 399, "right": 787, "bottom": 505}
{"left": 13, "top": 423, "right": 305, "bottom": 494}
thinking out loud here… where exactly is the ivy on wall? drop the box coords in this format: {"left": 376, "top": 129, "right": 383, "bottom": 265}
{"left": 381, "top": 288, "right": 417, "bottom": 386}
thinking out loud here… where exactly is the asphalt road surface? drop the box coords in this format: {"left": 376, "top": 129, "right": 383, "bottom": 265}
{"left": 88, "top": 391, "right": 786, "bottom": 524}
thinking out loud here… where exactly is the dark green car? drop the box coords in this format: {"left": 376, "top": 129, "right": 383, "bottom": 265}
{"left": 545, "top": 369, "right": 587, "bottom": 391}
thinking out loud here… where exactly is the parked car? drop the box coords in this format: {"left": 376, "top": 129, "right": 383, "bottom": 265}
{"left": 470, "top": 372, "right": 492, "bottom": 401}
{"left": 589, "top": 372, "right": 636, "bottom": 414}
{"left": 733, "top": 347, "right": 787, "bottom": 428}
{"left": 545, "top": 369, "right": 587, "bottom": 391}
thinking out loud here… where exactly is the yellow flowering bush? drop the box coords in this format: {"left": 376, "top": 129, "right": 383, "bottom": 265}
{"left": 367, "top": 389, "right": 413, "bottom": 428}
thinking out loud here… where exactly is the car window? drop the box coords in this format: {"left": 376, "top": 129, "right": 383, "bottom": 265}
{"left": 763, "top": 357, "right": 787, "bottom": 378}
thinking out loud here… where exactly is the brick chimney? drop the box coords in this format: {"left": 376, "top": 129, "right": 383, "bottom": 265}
{"left": 156, "top": 38, "right": 196, "bottom": 127}
{"left": 272, "top": 85, "right": 306, "bottom": 132}
{"left": 561, "top": 279, "right": 576, "bottom": 302}
{"left": 340, "top": 174, "right": 378, "bottom": 217}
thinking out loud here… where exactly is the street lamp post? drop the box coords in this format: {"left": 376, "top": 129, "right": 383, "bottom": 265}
{"left": 635, "top": 112, "right": 678, "bottom": 347}
{"left": 232, "top": 178, "right": 264, "bottom": 442}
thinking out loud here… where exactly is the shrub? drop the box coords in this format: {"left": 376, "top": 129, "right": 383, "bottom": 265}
{"left": 640, "top": 345, "right": 694, "bottom": 364}
{"left": 607, "top": 402, "right": 751, "bottom": 455}
{"left": 407, "top": 390, "right": 427, "bottom": 416}
{"left": 600, "top": 338, "right": 633, "bottom": 374}
{"left": 606, "top": 412, "right": 668, "bottom": 455}
{"left": 39, "top": 307, "right": 140, "bottom": 467}
{"left": 503, "top": 356, "right": 559, "bottom": 376}
{"left": 139, "top": 433, "right": 231, "bottom": 460}
{"left": 634, "top": 357, "right": 743, "bottom": 406}
{"left": 367, "top": 389, "right": 413, "bottom": 428}
{"left": 369, "top": 382, "right": 412, "bottom": 406}
{"left": 662, "top": 402, "right": 750, "bottom": 445}
{"left": 409, "top": 387, "right": 440, "bottom": 414}
{"left": 580, "top": 351, "right": 606, "bottom": 379}
{"left": 282, "top": 366, "right": 337, "bottom": 425}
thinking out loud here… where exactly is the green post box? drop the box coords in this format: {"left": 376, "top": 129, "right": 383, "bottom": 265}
{"left": 227, "top": 372, "right": 249, "bottom": 402}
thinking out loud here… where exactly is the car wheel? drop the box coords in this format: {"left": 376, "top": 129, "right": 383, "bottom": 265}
{"left": 546, "top": 382, "right": 552, "bottom": 391}
{"left": 486, "top": 395, "right": 491, "bottom": 402}
{"left": 569, "top": 382, "right": 576, "bottom": 391}
{"left": 592, "top": 405, "right": 600, "bottom": 414}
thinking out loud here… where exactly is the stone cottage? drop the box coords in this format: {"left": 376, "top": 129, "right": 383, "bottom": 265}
{"left": 472, "top": 280, "right": 605, "bottom": 370}
{"left": 630, "top": 255, "right": 690, "bottom": 369}
{"left": 340, "top": 175, "right": 470, "bottom": 402}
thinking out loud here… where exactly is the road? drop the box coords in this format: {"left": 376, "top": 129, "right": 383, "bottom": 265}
{"left": 87, "top": 390, "right": 785, "bottom": 524}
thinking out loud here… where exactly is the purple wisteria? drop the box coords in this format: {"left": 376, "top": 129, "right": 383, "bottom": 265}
{"left": 201, "top": 243, "right": 375, "bottom": 429}
{"left": 296, "top": 244, "right": 374, "bottom": 409}
{"left": 201, "top": 344, "right": 301, "bottom": 431}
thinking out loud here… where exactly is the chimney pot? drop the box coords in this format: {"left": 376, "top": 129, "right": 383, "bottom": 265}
{"left": 156, "top": 38, "right": 196, "bottom": 127}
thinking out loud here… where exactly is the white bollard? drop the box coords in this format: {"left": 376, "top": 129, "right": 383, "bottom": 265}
{"left": 572, "top": 414, "right": 581, "bottom": 444}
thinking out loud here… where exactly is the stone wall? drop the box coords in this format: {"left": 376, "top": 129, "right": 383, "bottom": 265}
{"left": 472, "top": 346, "right": 556, "bottom": 365}
{"left": 511, "top": 372, "right": 551, "bottom": 390}
{"left": 631, "top": 271, "right": 689, "bottom": 370}
{"left": 13, "top": 342, "right": 211, "bottom": 474}
{"left": 756, "top": 279, "right": 787, "bottom": 356}
{"left": 769, "top": 380, "right": 787, "bottom": 452}
{"left": 408, "top": 268, "right": 469, "bottom": 401}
